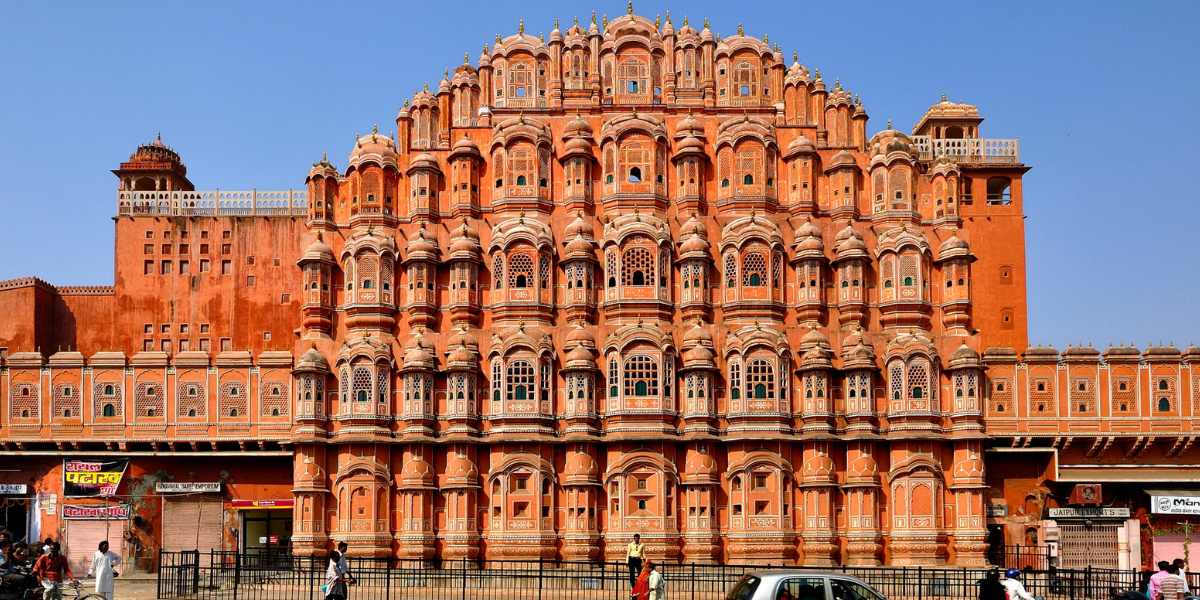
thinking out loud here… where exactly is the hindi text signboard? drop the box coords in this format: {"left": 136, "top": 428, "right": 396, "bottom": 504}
{"left": 63, "top": 459, "right": 129, "bottom": 497}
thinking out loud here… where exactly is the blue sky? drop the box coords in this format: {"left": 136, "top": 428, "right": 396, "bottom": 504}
{"left": 0, "top": 1, "right": 1196, "bottom": 347}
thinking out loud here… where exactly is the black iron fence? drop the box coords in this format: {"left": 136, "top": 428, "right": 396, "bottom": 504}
{"left": 157, "top": 549, "right": 1171, "bottom": 600}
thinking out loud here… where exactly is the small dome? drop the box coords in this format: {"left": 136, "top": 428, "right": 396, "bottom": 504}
{"left": 445, "top": 452, "right": 479, "bottom": 485}
{"left": 937, "top": 235, "right": 971, "bottom": 262}
{"left": 296, "top": 347, "right": 330, "bottom": 373}
{"left": 680, "top": 215, "right": 706, "bottom": 237}
{"left": 834, "top": 226, "right": 868, "bottom": 259}
{"left": 793, "top": 219, "right": 824, "bottom": 257}
{"left": 307, "top": 154, "right": 338, "bottom": 180}
{"left": 828, "top": 149, "right": 857, "bottom": 170}
{"left": 682, "top": 344, "right": 715, "bottom": 365}
{"left": 784, "top": 134, "right": 816, "bottom": 158}
{"left": 400, "top": 455, "right": 436, "bottom": 486}
{"left": 683, "top": 321, "right": 712, "bottom": 345}
{"left": 561, "top": 136, "right": 594, "bottom": 158}
{"left": 800, "top": 327, "right": 829, "bottom": 349}
{"left": 565, "top": 234, "right": 595, "bottom": 256}
{"left": 449, "top": 221, "right": 482, "bottom": 257}
{"left": 564, "top": 449, "right": 599, "bottom": 481}
{"left": 673, "top": 135, "right": 705, "bottom": 155}
{"left": 449, "top": 136, "right": 481, "bottom": 161}
{"left": 870, "top": 128, "right": 915, "bottom": 160}
{"left": 676, "top": 112, "right": 703, "bottom": 135}
{"left": 403, "top": 332, "right": 436, "bottom": 370}
{"left": 407, "top": 152, "right": 441, "bottom": 174}
{"left": 564, "top": 114, "right": 593, "bottom": 137}
{"left": 129, "top": 133, "right": 184, "bottom": 166}
{"left": 348, "top": 129, "right": 398, "bottom": 169}
{"left": 406, "top": 226, "right": 439, "bottom": 257}
{"left": 300, "top": 234, "right": 335, "bottom": 263}
{"left": 565, "top": 213, "right": 594, "bottom": 239}
{"left": 679, "top": 232, "right": 710, "bottom": 256}
{"left": 565, "top": 324, "right": 595, "bottom": 346}
{"left": 566, "top": 344, "right": 595, "bottom": 365}
{"left": 683, "top": 448, "right": 718, "bottom": 481}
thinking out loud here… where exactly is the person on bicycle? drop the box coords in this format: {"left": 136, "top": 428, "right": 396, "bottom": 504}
{"left": 31, "top": 542, "right": 75, "bottom": 600}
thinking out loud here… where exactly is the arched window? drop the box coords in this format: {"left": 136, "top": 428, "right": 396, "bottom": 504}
{"left": 907, "top": 360, "right": 930, "bottom": 404}
{"left": 622, "top": 247, "right": 654, "bottom": 287}
{"left": 506, "top": 360, "right": 535, "bottom": 401}
{"left": 889, "top": 362, "right": 904, "bottom": 402}
{"left": 621, "top": 142, "right": 649, "bottom": 187}
{"left": 628, "top": 167, "right": 642, "bottom": 183}
{"left": 724, "top": 253, "right": 737, "bottom": 288}
{"left": 1158, "top": 397, "right": 1171, "bottom": 412}
{"left": 492, "top": 254, "right": 504, "bottom": 289}
{"left": 509, "top": 253, "right": 534, "bottom": 288}
{"left": 729, "top": 362, "right": 742, "bottom": 400}
{"left": 491, "top": 360, "right": 502, "bottom": 402}
{"left": 623, "top": 355, "right": 660, "bottom": 397}
{"left": 734, "top": 62, "right": 755, "bottom": 97}
{"left": 102, "top": 404, "right": 116, "bottom": 417}
{"left": 352, "top": 367, "right": 373, "bottom": 404}
{"left": 746, "top": 358, "right": 775, "bottom": 400}
{"left": 742, "top": 252, "right": 767, "bottom": 287}
{"left": 986, "top": 177, "right": 1012, "bottom": 204}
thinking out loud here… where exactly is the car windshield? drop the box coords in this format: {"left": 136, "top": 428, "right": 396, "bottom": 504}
{"left": 830, "top": 578, "right": 884, "bottom": 600}
{"left": 726, "top": 575, "right": 761, "bottom": 600}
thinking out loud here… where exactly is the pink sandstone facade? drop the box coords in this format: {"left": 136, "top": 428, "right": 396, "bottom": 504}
{"left": 0, "top": 7, "right": 1196, "bottom": 571}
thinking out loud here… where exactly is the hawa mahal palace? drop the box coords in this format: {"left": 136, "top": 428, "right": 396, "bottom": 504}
{"left": 1, "top": 5, "right": 1197, "bottom": 572}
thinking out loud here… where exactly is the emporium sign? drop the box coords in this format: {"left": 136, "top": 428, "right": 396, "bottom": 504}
{"left": 156, "top": 482, "right": 222, "bottom": 493}
{"left": 1047, "top": 507, "right": 1131, "bottom": 519}
{"left": 63, "top": 459, "right": 129, "bottom": 497}
{"left": 1152, "top": 494, "right": 1200, "bottom": 515}
{"left": 63, "top": 504, "right": 129, "bottom": 520}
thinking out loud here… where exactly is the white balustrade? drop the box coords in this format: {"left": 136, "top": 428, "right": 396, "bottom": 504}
{"left": 911, "top": 136, "right": 1020, "bottom": 163}
{"left": 116, "top": 189, "right": 308, "bottom": 217}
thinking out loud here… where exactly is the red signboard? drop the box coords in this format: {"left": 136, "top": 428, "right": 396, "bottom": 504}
{"left": 230, "top": 499, "right": 294, "bottom": 509}
{"left": 63, "top": 504, "right": 129, "bottom": 520}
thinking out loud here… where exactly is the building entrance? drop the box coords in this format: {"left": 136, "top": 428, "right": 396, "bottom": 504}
{"left": 240, "top": 509, "right": 292, "bottom": 556}
{"left": 0, "top": 497, "right": 28, "bottom": 542}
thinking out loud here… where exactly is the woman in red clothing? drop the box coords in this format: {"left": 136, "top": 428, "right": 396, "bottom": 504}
{"left": 631, "top": 561, "right": 653, "bottom": 600}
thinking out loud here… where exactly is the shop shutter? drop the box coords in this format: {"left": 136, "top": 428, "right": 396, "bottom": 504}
{"left": 161, "top": 497, "right": 224, "bottom": 556}
{"left": 1058, "top": 522, "right": 1120, "bottom": 569}
{"left": 65, "top": 520, "right": 126, "bottom": 576}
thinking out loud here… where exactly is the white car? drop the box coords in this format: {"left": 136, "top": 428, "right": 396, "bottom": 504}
{"left": 725, "top": 571, "right": 886, "bottom": 600}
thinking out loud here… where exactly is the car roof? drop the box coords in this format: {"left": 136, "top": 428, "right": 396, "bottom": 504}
{"left": 743, "top": 571, "right": 874, "bottom": 587}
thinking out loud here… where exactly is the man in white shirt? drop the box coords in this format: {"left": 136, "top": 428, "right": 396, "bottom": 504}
{"left": 1003, "top": 569, "right": 1037, "bottom": 600}
{"left": 648, "top": 562, "right": 665, "bottom": 600}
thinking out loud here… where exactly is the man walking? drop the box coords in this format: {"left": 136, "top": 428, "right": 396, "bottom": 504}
{"left": 626, "top": 534, "right": 644, "bottom": 588}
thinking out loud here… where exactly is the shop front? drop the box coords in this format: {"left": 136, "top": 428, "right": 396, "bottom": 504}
{"left": 158, "top": 482, "right": 225, "bottom": 557}
{"left": 1146, "top": 490, "right": 1200, "bottom": 566}
{"left": 232, "top": 499, "right": 293, "bottom": 555}
{"left": 0, "top": 484, "right": 31, "bottom": 542}
{"left": 62, "top": 503, "right": 128, "bottom": 575}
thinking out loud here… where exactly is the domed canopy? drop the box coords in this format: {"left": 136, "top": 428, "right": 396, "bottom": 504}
{"left": 405, "top": 226, "right": 440, "bottom": 259}
{"left": 348, "top": 129, "right": 398, "bottom": 170}
{"left": 448, "top": 136, "right": 481, "bottom": 161}
{"left": 399, "top": 455, "right": 436, "bottom": 487}
{"left": 402, "top": 331, "right": 437, "bottom": 371}
{"left": 129, "top": 133, "right": 184, "bottom": 167}
{"left": 793, "top": 219, "right": 824, "bottom": 259}
{"left": 833, "top": 225, "right": 869, "bottom": 262}
{"left": 563, "top": 449, "right": 600, "bottom": 484}
{"left": 937, "top": 234, "right": 971, "bottom": 262}
{"left": 826, "top": 149, "right": 857, "bottom": 171}
{"left": 295, "top": 347, "right": 330, "bottom": 373}
{"left": 784, "top": 134, "right": 816, "bottom": 159}
{"left": 800, "top": 326, "right": 830, "bottom": 350}
{"left": 307, "top": 153, "right": 338, "bottom": 180}
{"left": 947, "top": 343, "right": 981, "bottom": 370}
{"left": 444, "top": 452, "right": 480, "bottom": 487}
{"left": 448, "top": 220, "right": 482, "bottom": 259}
{"left": 565, "top": 213, "right": 594, "bottom": 239}
{"left": 299, "top": 233, "right": 335, "bottom": 264}
{"left": 563, "top": 114, "right": 593, "bottom": 138}
{"left": 406, "top": 152, "right": 441, "bottom": 175}
{"left": 683, "top": 448, "right": 719, "bottom": 485}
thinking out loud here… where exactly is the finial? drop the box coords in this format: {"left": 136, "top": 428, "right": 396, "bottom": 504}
{"left": 941, "top": 93, "right": 949, "bottom": 102}
{"left": 591, "top": 10, "right": 597, "bottom": 25}
{"left": 792, "top": 50, "right": 798, "bottom": 63}
{"left": 886, "top": 119, "right": 893, "bottom": 130}
{"left": 682, "top": 15, "right": 689, "bottom": 27}
{"left": 665, "top": 10, "right": 671, "bottom": 25}
{"left": 737, "top": 23, "right": 745, "bottom": 36}
{"left": 574, "top": 15, "right": 579, "bottom": 27}
{"left": 814, "top": 68, "right": 822, "bottom": 80}
{"left": 443, "top": 69, "right": 449, "bottom": 79}
{"left": 495, "top": 33, "right": 502, "bottom": 44}
{"left": 155, "top": 131, "right": 162, "bottom": 143}
{"left": 655, "top": 14, "right": 660, "bottom": 28}
{"left": 603, "top": 14, "right": 608, "bottom": 27}
{"left": 321, "top": 151, "right": 328, "bottom": 162}
{"left": 703, "top": 17, "right": 710, "bottom": 29}
{"left": 554, "top": 16, "right": 559, "bottom": 29}
{"left": 539, "top": 33, "right": 545, "bottom": 43}
{"left": 372, "top": 123, "right": 379, "bottom": 134}
{"left": 423, "top": 82, "right": 429, "bottom": 92}
{"left": 403, "top": 98, "right": 410, "bottom": 108}
{"left": 518, "top": 18, "right": 525, "bottom": 34}
{"left": 627, "top": 0, "right": 634, "bottom": 15}
{"left": 763, "top": 33, "right": 769, "bottom": 44}
{"left": 483, "top": 42, "right": 489, "bottom": 53}
{"left": 463, "top": 52, "right": 470, "bottom": 64}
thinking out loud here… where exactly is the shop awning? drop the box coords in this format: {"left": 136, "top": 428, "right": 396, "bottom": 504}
{"left": 1058, "top": 465, "right": 1200, "bottom": 483}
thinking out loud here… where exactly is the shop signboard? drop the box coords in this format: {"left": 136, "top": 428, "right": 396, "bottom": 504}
{"left": 63, "top": 504, "right": 129, "bottom": 520}
{"left": 0, "top": 484, "right": 28, "bottom": 494}
{"left": 155, "top": 482, "right": 222, "bottom": 493}
{"left": 231, "top": 499, "right": 294, "bottom": 509}
{"left": 63, "top": 459, "right": 129, "bottom": 497}
{"left": 1048, "top": 507, "right": 1130, "bottom": 519}
{"left": 1151, "top": 493, "right": 1200, "bottom": 515}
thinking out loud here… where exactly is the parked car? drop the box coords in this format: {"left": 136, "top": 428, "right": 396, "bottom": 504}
{"left": 725, "top": 571, "right": 886, "bottom": 600}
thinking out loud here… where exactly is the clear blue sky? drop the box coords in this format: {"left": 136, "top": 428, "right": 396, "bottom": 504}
{"left": 0, "top": 1, "right": 1196, "bottom": 347}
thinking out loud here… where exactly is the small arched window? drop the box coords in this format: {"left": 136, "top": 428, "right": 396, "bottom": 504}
{"left": 1158, "top": 397, "right": 1171, "bottom": 412}
{"left": 102, "top": 404, "right": 115, "bottom": 417}
{"left": 628, "top": 167, "right": 642, "bottom": 183}
{"left": 986, "top": 177, "right": 1012, "bottom": 204}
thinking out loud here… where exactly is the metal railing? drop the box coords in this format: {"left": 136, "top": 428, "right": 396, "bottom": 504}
{"left": 911, "top": 136, "right": 1020, "bottom": 164}
{"left": 117, "top": 190, "right": 308, "bottom": 217}
{"left": 157, "top": 549, "right": 1160, "bottom": 600}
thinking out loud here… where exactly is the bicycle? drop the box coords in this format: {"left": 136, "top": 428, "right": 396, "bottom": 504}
{"left": 60, "top": 580, "right": 108, "bottom": 600}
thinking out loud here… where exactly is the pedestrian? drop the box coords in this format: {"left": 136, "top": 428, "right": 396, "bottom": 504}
{"left": 0, "top": 540, "right": 9, "bottom": 569}
{"left": 626, "top": 533, "right": 644, "bottom": 588}
{"left": 86, "top": 540, "right": 121, "bottom": 600}
{"left": 1152, "top": 561, "right": 1174, "bottom": 600}
{"left": 1171, "top": 558, "right": 1192, "bottom": 598}
{"left": 323, "top": 549, "right": 347, "bottom": 600}
{"left": 631, "top": 561, "right": 651, "bottom": 600}
{"left": 648, "top": 561, "right": 666, "bottom": 600}
{"left": 1161, "top": 564, "right": 1186, "bottom": 600}
{"left": 31, "top": 541, "right": 75, "bottom": 600}
{"left": 978, "top": 569, "right": 1006, "bottom": 600}
{"left": 335, "top": 542, "right": 355, "bottom": 585}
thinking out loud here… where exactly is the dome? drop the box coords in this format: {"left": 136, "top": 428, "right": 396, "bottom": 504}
{"left": 834, "top": 226, "right": 868, "bottom": 260}
{"left": 679, "top": 232, "right": 710, "bottom": 256}
{"left": 793, "top": 219, "right": 824, "bottom": 258}
{"left": 564, "top": 449, "right": 599, "bottom": 483}
{"left": 446, "top": 328, "right": 479, "bottom": 367}
{"left": 784, "top": 134, "right": 816, "bottom": 158}
{"left": 348, "top": 129, "right": 398, "bottom": 170}
{"left": 680, "top": 215, "right": 706, "bottom": 237}
{"left": 800, "top": 327, "right": 829, "bottom": 349}
{"left": 869, "top": 127, "right": 915, "bottom": 160}
{"left": 563, "top": 114, "right": 593, "bottom": 138}
{"left": 682, "top": 344, "right": 715, "bottom": 366}
{"left": 565, "top": 213, "right": 594, "bottom": 239}
{"left": 948, "top": 343, "right": 981, "bottom": 370}
{"left": 449, "top": 136, "right": 481, "bottom": 161}
{"left": 400, "top": 455, "right": 436, "bottom": 487}
{"left": 296, "top": 347, "right": 330, "bottom": 373}
{"left": 827, "top": 149, "right": 857, "bottom": 170}
{"left": 937, "top": 235, "right": 971, "bottom": 262}
{"left": 565, "top": 344, "right": 595, "bottom": 365}
{"left": 561, "top": 136, "right": 594, "bottom": 158}
{"left": 444, "top": 453, "right": 479, "bottom": 486}
{"left": 449, "top": 221, "right": 482, "bottom": 257}
{"left": 683, "top": 448, "right": 719, "bottom": 483}
{"left": 129, "top": 133, "right": 184, "bottom": 166}
{"left": 683, "top": 321, "right": 712, "bottom": 345}
{"left": 402, "top": 332, "right": 436, "bottom": 370}
{"left": 841, "top": 341, "right": 876, "bottom": 370}
{"left": 405, "top": 226, "right": 439, "bottom": 257}
{"left": 565, "top": 323, "right": 595, "bottom": 346}
{"left": 800, "top": 345, "right": 832, "bottom": 369}
{"left": 307, "top": 153, "right": 338, "bottom": 180}
{"left": 565, "top": 234, "right": 595, "bottom": 257}
{"left": 407, "top": 152, "right": 441, "bottom": 174}
{"left": 676, "top": 112, "right": 703, "bottom": 136}
{"left": 672, "top": 134, "right": 706, "bottom": 156}
{"left": 300, "top": 234, "right": 335, "bottom": 264}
